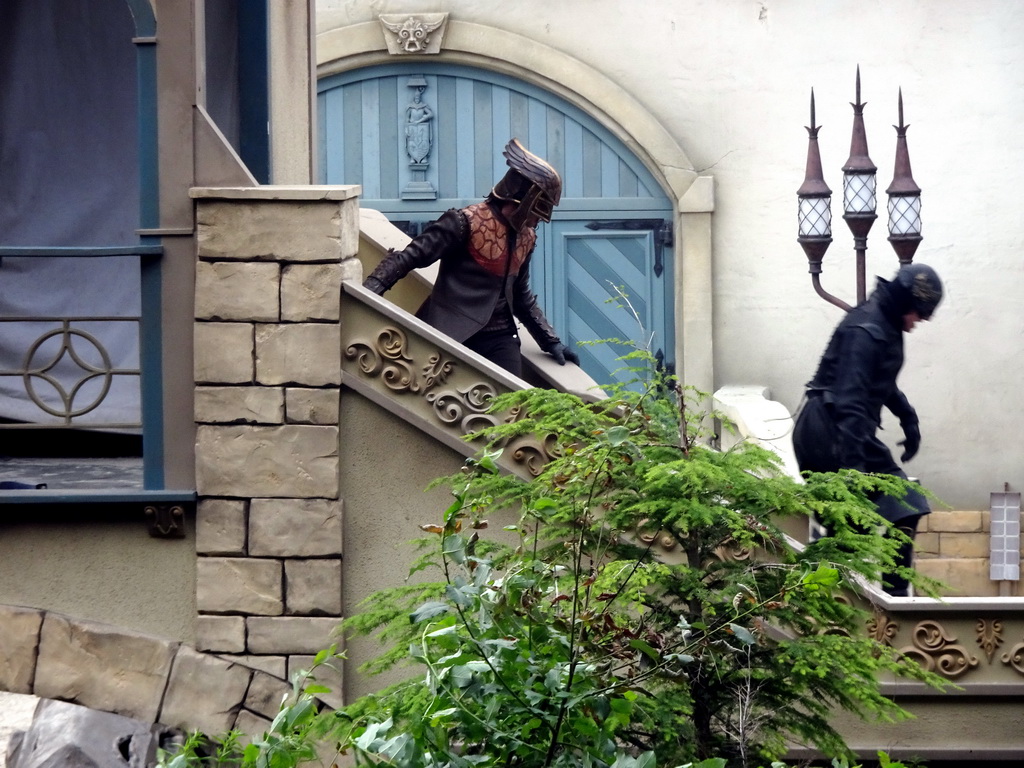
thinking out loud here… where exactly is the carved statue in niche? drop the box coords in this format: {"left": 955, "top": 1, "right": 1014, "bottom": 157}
{"left": 405, "top": 80, "right": 434, "bottom": 164}
{"left": 401, "top": 76, "right": 437, "bottom": 200}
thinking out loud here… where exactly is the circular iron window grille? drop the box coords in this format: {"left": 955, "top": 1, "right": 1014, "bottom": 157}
{"left": 22, "top": 327, "right": 114, "bottom": 420}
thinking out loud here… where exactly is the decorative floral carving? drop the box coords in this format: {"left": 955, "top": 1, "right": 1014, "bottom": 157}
{"left": 633, "top": 519, "right": 680, "bottom": 553}
{"left": 510, "top": 442, "right": 552, "bottom": 477}
{"left": 721, "top": 539, "right": 752, "bottom": 561}
{"left": 346, "top": 327, "right": 457, "bottom": 394}
{"left": 426, "top": 382, "right": 501, "bottom": 432}
{"left": 658, "top": 532, "right": 679, "bottom": 551}
{"left": 976, "top": 618, "right": 1004, "bottom": 663}
{"left": 899, "top": 620, "right": 979, "bottom": 678}
{"left": 504, "top": 432, "right": 557, "bottom": 477}
{"left": 867, "top": 608, "right": 898, "bottom": 646}
{"left": 346, "top": 327, "right": 417, "bottom": 390}
{"left": 346, "top": 326, "right": 563, "bottom": 478}
{"left": 1001, "top": 641, "right": 1024, "bottom": 676}
{"left": 421, "top": 352, "right": 455, "bottom": 391}
{"left": 636, "top": 524, "right": 657, "bottom": 544}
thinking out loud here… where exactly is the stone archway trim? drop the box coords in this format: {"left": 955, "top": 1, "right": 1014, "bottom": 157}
{"left": 0, "top": 603, "right": 287, "bottom": 738}
{"left": 316, "top": 19, "right": 715, "bottom": 392}
{"left": 317, "top": 20, "right": 699, "bottom": 202}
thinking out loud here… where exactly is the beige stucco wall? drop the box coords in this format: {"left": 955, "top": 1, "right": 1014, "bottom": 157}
{"left": 338, "top": 389, "right": 466, "bottom": 700}
{"left": 316, "top": 0, "right": 1024, "bottom": 512}
{"left": 0, "top": 518, "right": 196, "bottom": 642}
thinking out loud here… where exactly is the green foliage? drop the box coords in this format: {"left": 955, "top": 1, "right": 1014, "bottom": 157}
{"left": 161, "top": 342, "right": 943, "bottom": 768}
{"left": 333, "top": 348, "right": 947, "bottom": 768}
{"left": 157, "top": 647, "right": 347, "bottom": 768}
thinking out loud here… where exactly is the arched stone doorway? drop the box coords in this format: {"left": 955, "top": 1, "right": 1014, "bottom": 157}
{"left": 320, "top": 62, "right": 675, "bottom": 387}
{"left": 316, "top": 19, "right": 714, "bottom": 394}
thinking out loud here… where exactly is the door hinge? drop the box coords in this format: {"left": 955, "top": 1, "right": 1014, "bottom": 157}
{"left": 584, "top": 219, "right": 672, "bottom": 278}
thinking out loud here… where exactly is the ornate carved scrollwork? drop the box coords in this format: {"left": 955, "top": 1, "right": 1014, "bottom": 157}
{"left": 976, "top": 618, "right": 1004, "bottom": 663}
{"left": 899, "top": 620, "right": 979, "bottom": 678}
{"left": 426, "top": 382, "right": 501, "bottom": 432}
{"left": 657, "top": 532, "right": 678, "bottom": 551}
{"left": 346, "top": 327, "right": 459, "bottom": 394}
{"left": 349, "top": 327, "right": 555, "bottom": 459}
{"left": 421, "top": 352, "right": 454, "bottom": 391}
{"left": 347, "top": 325, "right": 568, "bottom": 478}
{"left": 867, "top": 608, "right": 899, "bottom": 646}
{"left": 1001, "top": 641, "right": 1024, "bottom": 676}
{"left": 346, "top": 327, "right": 418, "bottom": 390}
{"left": 510, "top": 442, "right": 551, "bottom": 478}
{"left": 634, "top": 518, "right": 680, "bottom": 554}
{"left": 715, "top": 539, "right": 752, "bottom": 562}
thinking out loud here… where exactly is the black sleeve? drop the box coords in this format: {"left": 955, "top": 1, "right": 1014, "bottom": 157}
{"left": 363, "top": 209, "right": 467, "bottom": 294}
{"left": 885, "top": 387, "right": 917, "bottom": 425}
{"left": 511, "top": 252, "right": 562, "bottom": 351}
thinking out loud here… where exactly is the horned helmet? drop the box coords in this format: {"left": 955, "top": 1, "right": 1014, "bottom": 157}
{"left": 488, "top": 138, "right": 562, "bottom": 231}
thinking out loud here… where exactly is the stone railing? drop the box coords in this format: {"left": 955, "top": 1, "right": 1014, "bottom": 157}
{"left": 341, "top": 282, "right": 565, "bottom": 480}
{"left": 710, "top": 385, "right": 1024, "bottom": 759}
{"left": 0, "top": 604, "right": 290, "bottom": 737}
{"left": 791, "top": 594, "right": 1024, "bottom": 761}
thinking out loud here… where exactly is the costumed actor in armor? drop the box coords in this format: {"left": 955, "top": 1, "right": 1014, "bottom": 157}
{"left": 363, "top": 138, "right": 578, "bottom": 377}
{"left": 793, "top": 263, "right": 943, "bottom": 596}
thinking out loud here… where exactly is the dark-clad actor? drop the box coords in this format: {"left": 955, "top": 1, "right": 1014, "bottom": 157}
{"left": 363, "top": 138, "right": 578, "bottom": 377}
{"left": 794, "top": 263, "right": 943, "bottom": 596}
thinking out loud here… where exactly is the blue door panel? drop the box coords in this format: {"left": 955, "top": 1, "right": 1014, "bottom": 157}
{"left": 568, "top": 283, "right": 636, "bottom": 385}
{"left": 319, "top": 64, "right": 665, "bottom": 208}
{"left": 546, "top": 224, "right": 671, "bottom": 388}
{"left": 318, "top": 63, "right": 674, "bottom": 386}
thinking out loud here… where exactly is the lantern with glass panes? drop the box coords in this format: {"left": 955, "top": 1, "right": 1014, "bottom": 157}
{"left": 796, "top": 68, "right": 922, "bottom": 311}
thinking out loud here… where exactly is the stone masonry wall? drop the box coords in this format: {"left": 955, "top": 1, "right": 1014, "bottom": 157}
{"left": 191, "top": 186, "right": 362, "bottom": 705}
{"left": 0, "top": 604, "right": 290, "bottom": 738}
{"left": 915, "top": 509, "right": 1023, "bottom": 597}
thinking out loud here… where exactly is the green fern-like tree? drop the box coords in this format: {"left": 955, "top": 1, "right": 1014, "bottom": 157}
{"left": 336, "top": 348, "right": 946, "bottom": 768}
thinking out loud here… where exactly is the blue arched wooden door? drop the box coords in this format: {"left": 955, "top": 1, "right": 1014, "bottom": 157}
{"left": 318, "top": 63, "right": 675, "bottom": 388}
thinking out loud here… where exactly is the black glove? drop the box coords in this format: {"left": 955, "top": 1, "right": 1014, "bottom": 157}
{"left": 546, "top": 342, "right": 579, "bottom": 366}
{"left": 363, "top": 276, "right": 387, "bottom": 295}
{"left": 898, "top": 420, "right": 921, "bottom": 462}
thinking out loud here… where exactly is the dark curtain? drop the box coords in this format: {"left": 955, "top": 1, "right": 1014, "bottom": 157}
{"left": 0, "top": 0, "right": 141, "bottom": 427}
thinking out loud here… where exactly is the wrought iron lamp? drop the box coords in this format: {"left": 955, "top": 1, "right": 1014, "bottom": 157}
{"left": 797, "top": 68, "right": 922, "bottom": 311}
{"left": 796, "top": 88, "right": 837, "bottom": 305}
{"left": 886, "top": 89, "right": 923, "bottom": 264}
{"left": 841, "top": 66, "right": 877, "bottom": 305}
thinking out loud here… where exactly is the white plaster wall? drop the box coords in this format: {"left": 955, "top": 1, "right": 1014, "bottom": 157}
{"left": 317, "top": 0, "right": 1024, "bottom": 510}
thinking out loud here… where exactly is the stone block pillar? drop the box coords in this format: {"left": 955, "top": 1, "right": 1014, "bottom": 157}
{"left": 190, "top": 186, "right": 360, "bottom": 691}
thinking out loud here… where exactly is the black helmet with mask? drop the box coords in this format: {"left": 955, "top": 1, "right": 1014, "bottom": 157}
{"left": 894, "top": 263, "right": 943, "bottom": 319}
{"left": 488, "top": 138, "right": 562, "bottom": 231}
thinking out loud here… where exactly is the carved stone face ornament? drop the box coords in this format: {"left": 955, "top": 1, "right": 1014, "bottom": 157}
{"left": 380, "top": 14, "right": 446, "bottom": 54}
